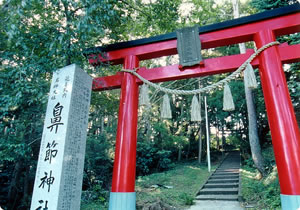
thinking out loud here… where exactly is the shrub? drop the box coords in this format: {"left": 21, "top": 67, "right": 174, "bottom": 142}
{"left": 136, "top": 142, "right": 174, "bottom": 175}
{"left": 136, "top": 141, "right": 158, "bottom": 175}
{"left": 156, "top": 150, "right": 173, "bottom": 171}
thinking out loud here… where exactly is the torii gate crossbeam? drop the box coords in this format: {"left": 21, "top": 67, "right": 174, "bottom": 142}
{"left": 86, "top": 4, "right": 300, "bottom": 210}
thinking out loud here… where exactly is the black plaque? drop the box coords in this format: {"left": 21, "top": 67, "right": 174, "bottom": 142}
{"left": 176, "top": 25, "right": 202, "bottom": 67}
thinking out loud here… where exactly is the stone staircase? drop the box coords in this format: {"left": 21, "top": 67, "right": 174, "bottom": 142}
{"left": 196, "top": 151, "right": 241, "bottom": 201}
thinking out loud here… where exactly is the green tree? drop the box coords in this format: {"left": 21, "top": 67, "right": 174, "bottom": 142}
{"left": 3, "top": 0, "right": 295, "bottom": 208}
{"left": 232, "top": 0, "right": 266, "bottom": 177}
{"left": 0, "top": 0, "right": 132, "bottom": 208}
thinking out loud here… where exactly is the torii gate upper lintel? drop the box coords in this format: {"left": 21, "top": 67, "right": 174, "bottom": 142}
{"left": 86, "top": 4, "right": 300, "bottom": 210}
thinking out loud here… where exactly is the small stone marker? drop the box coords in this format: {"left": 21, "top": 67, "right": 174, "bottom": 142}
{"left": 30, "top": 64, "right": 92, "bottom": 210}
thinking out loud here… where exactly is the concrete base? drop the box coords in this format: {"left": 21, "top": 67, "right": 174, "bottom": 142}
{"left": 188, "top": 200, "right": 244, "bottom": 210}
{"left": 109, "top": 192, "right": 136, "bottom": 210}
{"left": 281, "top": 194, "right": 300, "bottom": 210}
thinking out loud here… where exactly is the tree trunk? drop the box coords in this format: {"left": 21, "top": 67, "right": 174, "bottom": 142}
{"left": 216, "top": 125, "right": 220, "bottom": 150}
{"left": 221, "top": 125, "right": 226, "bottom": 147}
{"left": 22, "top": 165, "right": 30, "bottom": 207}
{"left": 7, "top": 161, "right": 23, "bottom": 210}
{"left": 101, "top": 116, "right": 104, "bottom": 133}
{"left": 178, "top": 147, "right": 182, "bottom": 161}
{"left": 186, "top": 135, "right": 191, "bottom": 160}
{"left": 198, "top": 126, "right": 202, "bottom": 164}
{"left": 244, "top": 84, "right": 266, "bottom": 176}
{"left": 232, "top": 0, "right": 265, "bottom": 176}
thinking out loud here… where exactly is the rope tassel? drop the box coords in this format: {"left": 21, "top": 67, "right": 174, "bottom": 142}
{"left": 244, "top": 64, "right": 258, "bottom": 89}
{"left": 191, "top": 95, "right": 201, "bottom": 121}
{"left": 139, "top": 83, "right": 150, "bottom": 106}
{"left": 223, "top": 83, "right": 235, "bottom": 111}
{"left": 161, "top": 94, "right": 172, "bottom": 119}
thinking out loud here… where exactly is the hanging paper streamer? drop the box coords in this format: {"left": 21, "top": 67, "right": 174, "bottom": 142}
{"left": 244, "top": 64, "right": 258, "bottom": 89}
{"left": 161, "top": 94, "right": 172, "bottom": 119}
{"left": 223, "top": 83, "right": 235, "bottom": 111}
{"left": 191, "top": 95, "right": 201, "bottom": 121}
{"left": 139, "top": 83, "right": 150, "bottom": 106}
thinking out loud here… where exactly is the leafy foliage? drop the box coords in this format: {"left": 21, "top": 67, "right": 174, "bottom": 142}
{"left": 0, "top": 0, "right": 132, "bottom": 208}
{"left": 0, "top": 0, "right": 299, "bottom": 209}
{"left": 250, "top": 0, "right": 298, "bottom": 11}
{"left": 136, "top": 141, "right": 174, "bottom": 176}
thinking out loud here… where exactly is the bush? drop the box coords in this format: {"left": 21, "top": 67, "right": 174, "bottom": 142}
{"left": 136, "top": 141, "right": 157, "bottom": 175}
{"left": 136, "top": 142, "right": 174, "bottom": 175}
{"left": 156, "top": 150, "right": 173, "bottom": 171}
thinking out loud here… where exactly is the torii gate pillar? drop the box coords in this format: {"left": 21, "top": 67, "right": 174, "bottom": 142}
{"left": 109, "top": 55, "right": 139, "bottom": 210}
{"left": 254, "top": 29, "right": 300, "bottom": 208}
{"left": 86, "top": 4, "right": 300, "bottom": 210}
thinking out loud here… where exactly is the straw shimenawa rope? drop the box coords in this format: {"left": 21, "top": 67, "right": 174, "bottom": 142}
{"left": 122, "top": 41, "right": 279, "bottom": 95}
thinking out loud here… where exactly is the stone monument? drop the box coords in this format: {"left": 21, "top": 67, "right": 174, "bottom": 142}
{"left": 30, "top": 64, "right": 92, "bottom": 210}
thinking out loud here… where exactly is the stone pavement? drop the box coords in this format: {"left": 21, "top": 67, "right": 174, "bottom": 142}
{"left": 188, "top": 200, "right": 244, "bottom": 210}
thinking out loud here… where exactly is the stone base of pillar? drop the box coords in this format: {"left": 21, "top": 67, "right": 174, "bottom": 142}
{"left": 281, "top": 194, "right": 300, "bottom": 210}
{"left": 109, "top": 192, "right": 136, "bottom": 210}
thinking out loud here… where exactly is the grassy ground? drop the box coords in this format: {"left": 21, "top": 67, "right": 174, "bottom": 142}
{"left": 241, "top": 147, "right": 281, "bottom": 210}
{"left": 81, "top": 160, "right": 218, "bottom": 210}
{"left": 135, "top": 160, "right": 217, "bottom": 209}
{"left": 81, "top": 202, "right": 107, "bottom": 210}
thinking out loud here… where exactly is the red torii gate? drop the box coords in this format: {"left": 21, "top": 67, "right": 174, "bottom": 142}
{"left": 86, "top": 4, "right": 300, "bottom": 210}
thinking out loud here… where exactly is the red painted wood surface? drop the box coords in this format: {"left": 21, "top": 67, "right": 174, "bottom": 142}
{"left": 88, "top": 13, "right": 299, "bottom": 65}
{"left": 254, "top": 30, "right": 300, "bottom": 195}
{"left": 92, "top": 44, "right": 300, "bottom": 91}
{"left": 111, "top": 55, "right": 139, "bottom": 192}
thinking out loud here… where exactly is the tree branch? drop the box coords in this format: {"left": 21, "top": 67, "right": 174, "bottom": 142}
{"left": 119, "top": 0, "right": 153, "bottom": 20}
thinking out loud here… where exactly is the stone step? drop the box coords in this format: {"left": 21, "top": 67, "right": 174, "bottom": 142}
{"left": 223, "top": 162, "right": 239, "bottom": 164}
{"left": 222, "top": 162, "right": 239, "bottom": 164}
{"left": 215, "top": 169, "right": 240, "bottom": 172}
{"left": 218, "top": 162, "right": 239, "bottom": 164}
{"left": 196, "top": 152, "right": 241, "bottom": 201}
{"left": 196, "top": 194, "right": 238, "bottom": 201}
{"left": 212, "top": 172, "right": 239, "bottom": 176}
{"left": 204, "top": 183, "right": 239, "bottom": 188}
{"left": 215, "top": 171, "right": 239, "bottom": 175}
{"left": 217, "top": 166, "right": 240, "bottom": 168}
{"left": 207, "top": 179, "right": 239, "bottom": 184}
{"left": 199, "top": 188, "right": 238, "bottom": 195}
{"left": 218, "top": 163, "right": 239, "bottom": 166}
{"left": 212, "top": 171, "right": 239, "bottom": 176}
{"left": 216, "top": 169, "right": 239, "bottom": 172}
{"left": 210, "top": 175, "right": 239, "bottom": 179}
{"left": 213, "top": 172, "right": 239, "bottom": 176}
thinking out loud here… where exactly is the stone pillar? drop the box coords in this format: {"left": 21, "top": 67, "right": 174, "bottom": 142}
{"left": 30, "top": 64, "right": 92, "bottom": 210}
